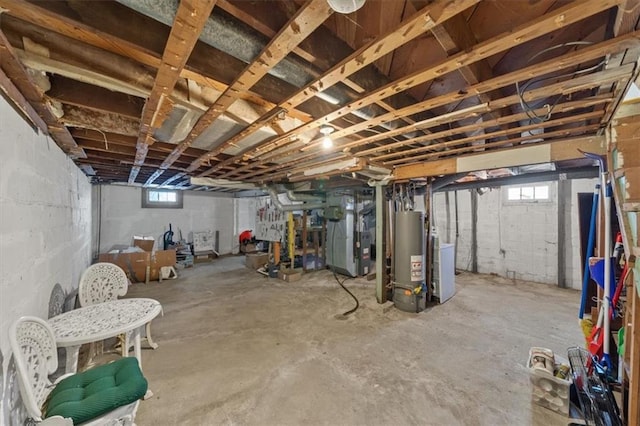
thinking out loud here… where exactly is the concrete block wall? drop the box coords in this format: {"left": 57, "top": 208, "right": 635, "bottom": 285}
{"left": 95, "top": 185, "right": 253, "bottom": 255}
{"left": 433, "top": 178, "right": 597, "bottom": 289}
{"left": 0, "top": 97, "right": 92, "bottom": 422}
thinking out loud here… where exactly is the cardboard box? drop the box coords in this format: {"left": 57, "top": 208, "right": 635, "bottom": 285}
{"left": 99, "top": 249, "right": 176, "bottom": 282}
{"left": 133, "top": 236, "right": 155, "bottom": 252}
{"left": 99, "top": 252, "right": 149, "bottom": 282}
{"left": 245, "top": 253, "right": 269, "bottom": 269}
{"left": 240, "top": 243, "right": 257, "bottom": 254}
{"left": 278, "top": 268, "right": 302, "bottom": 282}
{"left": 150, "top": 250, "right": 177, "bottom": 280}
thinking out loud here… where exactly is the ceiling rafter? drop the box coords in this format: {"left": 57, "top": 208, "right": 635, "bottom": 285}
{"left": 146, "top": 0, "right": 334, "bottom": 186}
{"left": 128, "top": 0, "right": 218, "bottom": 183}
{"left": 215, "top": 0, "right": 438, "bottom": 151}
{"left": 259, "top": 123, "right": 602, "bottom": 183}
{"left": 379, "top": 111, "right": 604, "bottom": 163}
{"left": 357, "top": 66, "right": 632, "bottom": 157}
{"left": 0, "top": 28, "right": 85, "bottom": 158}
{"left": 196, "top": 0, "right": 622, "bottom": 182}
{"left": 392, "top": 135, "right": 605, "bottom": 180}
{"left": 239, "top": 62, "right": 628, "bottom": 181}
{"left": 186, "top": 0, "right": 481, "bottom": 179}
{"left": 430, "top": 12, "right": 509, "bottom": 129}
{"left": 214, "top": 33, "right": 637, "bottom": 181}
{"left": 296, "top": 30, "right": 639, "bottom": 155}
{"left": 0, "top": 66, "right": 46, "bottom": 131}
{"left": 0, "top": 0, "right": 311, "bottom": 122}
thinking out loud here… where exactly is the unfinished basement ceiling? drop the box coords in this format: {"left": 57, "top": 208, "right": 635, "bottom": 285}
{"left": 0, "top": 0, "right": 638, "bottom": 189}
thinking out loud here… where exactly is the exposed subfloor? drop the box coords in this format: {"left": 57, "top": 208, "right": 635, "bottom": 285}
{"left": 127, "top": 256, "right": 584, "bottom": 425}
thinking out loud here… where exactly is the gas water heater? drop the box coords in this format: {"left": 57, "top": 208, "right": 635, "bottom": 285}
{"left": 393, "top": 211, "right": 426, "bottom": 313}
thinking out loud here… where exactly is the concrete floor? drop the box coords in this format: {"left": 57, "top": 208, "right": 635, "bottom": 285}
{"left": 127, "top": 257, "right": 584, "bottom": 426}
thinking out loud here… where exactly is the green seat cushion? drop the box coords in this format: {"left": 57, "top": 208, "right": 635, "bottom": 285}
{"left": 44, "top": 357, "right": 148, "bottom": 424}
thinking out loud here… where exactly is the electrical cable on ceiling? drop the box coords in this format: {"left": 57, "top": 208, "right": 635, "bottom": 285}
{"left": 515, "top": 41, "right": 606, "bottom": 123}
{"left": 330, "top": 217, "right": 359, "bottom": 316}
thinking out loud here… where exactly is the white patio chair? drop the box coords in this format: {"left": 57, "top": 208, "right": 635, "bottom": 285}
{"left": 78, "top": 263, "right": 158, "bottom": 358}
{"left": 9, "top": 316, "right": 147, "bottom": 425}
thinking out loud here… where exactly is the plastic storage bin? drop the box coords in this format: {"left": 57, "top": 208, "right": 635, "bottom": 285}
{"left": 527, "top": 347, "right": 571, "bottom": 416}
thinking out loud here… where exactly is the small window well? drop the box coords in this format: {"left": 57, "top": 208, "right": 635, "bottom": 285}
{"left": 507, "top": 185, "right": 549, "bottom": 201}
{"left": 142, "top": 189, "right": 183, "bottom": 209}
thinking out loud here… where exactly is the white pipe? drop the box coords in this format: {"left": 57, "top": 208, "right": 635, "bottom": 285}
{"left": 266, "top": 187, "right": 326, "bottom": 211}
{"left": 285, "top": 190, "right": 324, "bottom": 202}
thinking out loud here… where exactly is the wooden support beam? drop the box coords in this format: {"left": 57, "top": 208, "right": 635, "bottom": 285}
{"left": 224, "top": 25, "right": 639, "bottom": 184}
{"left": 128, "top": 0, "right": 217, "bottom": 184}
{"left": 377, "top": 110, "right": 606, "bottom": 164}
{"left": 47, "top": 75, "right": 144, "bottom": 119}
{"left": 237, "top": 122, "right": 601, "bottom": 183}
{"left": 61, "top": 105, "right": 140, "bottom": 136}
{"left": 293, "top": 31, "right": 639, "bottom": 156}
{"left": 192, "top": 0, "right": 480, "bottom": 177}
{"left": 147, "top": 0, "right": 333, "bottom": 186}
{"left": 0, "top": 28, "right": 85, "bottom": 158}
{"left": 215, "top": 0, "right": 620, "bottom": 167}
{"left": 392, "top": 135, "right": 605, "bottom": 180}
{"left": 225, "top": 69, "right": 620, "bottom": 181}
{"left": 0, "top": 66, "right": 47, "bottom": 131}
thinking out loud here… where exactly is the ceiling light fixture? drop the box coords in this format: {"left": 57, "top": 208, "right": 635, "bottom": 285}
{"left": 319, "top": 125, "right": 335, "bottom": 149}
{"left": 327, "top": 0, "right": 366, "bottom": 14}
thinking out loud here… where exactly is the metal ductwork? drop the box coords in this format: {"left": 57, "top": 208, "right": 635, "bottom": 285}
{"left": 266, "top": 186, "right": 326, "bottom": 211}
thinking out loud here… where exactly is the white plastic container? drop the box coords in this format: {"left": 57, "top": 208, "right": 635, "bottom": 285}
{"left": 527, "top": 347, "right": 572, "bottom": 416}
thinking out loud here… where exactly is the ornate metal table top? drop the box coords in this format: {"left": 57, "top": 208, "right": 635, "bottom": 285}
{"left": 48, "top": 298, "right": 162, "bottom": 347}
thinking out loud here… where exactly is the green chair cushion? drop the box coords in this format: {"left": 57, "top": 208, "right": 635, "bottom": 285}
{"left": 44, "top": 357, "right": 148, "bottom": 424}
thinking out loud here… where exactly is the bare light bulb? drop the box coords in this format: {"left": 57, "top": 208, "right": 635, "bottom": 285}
{"left": 322, "top": 136, "right": 333, "bottom": 149}
{"left": 327, "top": 0, "right": 366, "bottom": 14}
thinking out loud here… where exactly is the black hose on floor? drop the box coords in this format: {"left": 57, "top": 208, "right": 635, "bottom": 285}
{"left": 329, "top": 222, "right": 359, "bottom": 316}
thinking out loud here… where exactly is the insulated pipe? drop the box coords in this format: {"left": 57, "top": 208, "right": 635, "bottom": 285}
{"left": 266, "top": 187, "right": 326, "bottom": 211}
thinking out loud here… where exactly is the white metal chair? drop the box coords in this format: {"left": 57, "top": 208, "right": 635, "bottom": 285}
{"left": 9, "top": 316, "right": 145, "bottom": 425}
{"left": 78, "top": 263, "right": 158, "bottom": 358}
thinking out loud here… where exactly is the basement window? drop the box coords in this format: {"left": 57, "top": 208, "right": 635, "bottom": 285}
{"left": 507, "top": 185, "right": 549, "bottom": 201}
{"left": 142, "top": 189, "right": 183, "bottom": 209}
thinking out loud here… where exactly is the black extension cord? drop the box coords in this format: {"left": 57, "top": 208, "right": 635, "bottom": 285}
{"left": 329, "top": 221, "right": 359, "bottom": 316}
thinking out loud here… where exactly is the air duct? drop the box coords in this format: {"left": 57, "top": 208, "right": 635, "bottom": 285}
{"left": 266, "top": 186, "right": 326, "bottom": 211}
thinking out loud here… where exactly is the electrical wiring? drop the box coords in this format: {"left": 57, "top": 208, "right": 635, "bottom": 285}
{"left": 515, "top": 41, "right": 606, "bottom": 123}
{"left": 329, "top": 219, "right": 359, "bottom": 316}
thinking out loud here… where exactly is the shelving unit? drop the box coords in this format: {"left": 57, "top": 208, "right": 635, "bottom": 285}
{"left": 609, "top": 101, "right": 639, "bottom": 425}
{"left": 298, "top": 210, "right": 326, "bottom": 272}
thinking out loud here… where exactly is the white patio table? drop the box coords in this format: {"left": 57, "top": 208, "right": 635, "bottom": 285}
{"left": 48, "top": 298, "right": 163, "bottom": 374}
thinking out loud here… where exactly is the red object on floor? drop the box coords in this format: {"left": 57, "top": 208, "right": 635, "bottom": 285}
{"left": 239, "top": 230, "right": 252, "bottom": 244}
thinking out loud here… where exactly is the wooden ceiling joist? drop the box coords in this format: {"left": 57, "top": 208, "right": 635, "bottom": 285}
{"left": 0, "top": 66, "right": 46, "bottom": 131}
{"left": 393, "top": 135, "right": 605, "bottom": 180}
{"left": 146, "top": 0, "right": 334, "bottom": 186}
{"left": 216, "top": 52, "right": 634, "bottom": 181}
{"left": 0, "top": 0, "right": 311, "bottom": 121}
{"left": 231, "top": 93, "right": 612, "bottom": 182}
{"left": 0, "top": 28, "right": 85, "bottom": 158}
{"left": 128, "top": 0, "right": 218, "bottom": 184}
{"left": 196, "top": 0, "right": 623, "bottom": 181}
{"left": 188, "top": 0, "right": 481, "bottom": 178}
{"left": 47, "top": 76, "right": 145, "bottom": 119}
{"left": 299, "top": 30, "right": 639, "bottom": 154}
